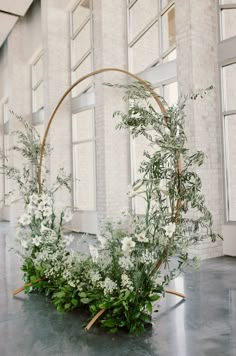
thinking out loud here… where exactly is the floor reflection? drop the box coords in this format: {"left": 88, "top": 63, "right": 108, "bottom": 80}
{"left": 1, "top": 222, "right": 236, "bottom": 356}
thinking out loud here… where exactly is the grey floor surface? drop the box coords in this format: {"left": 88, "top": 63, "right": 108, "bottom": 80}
{"left": 1, "top": 221, "right": 236, "bottom": 356}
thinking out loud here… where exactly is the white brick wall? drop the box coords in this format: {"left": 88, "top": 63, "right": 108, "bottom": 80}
{"left": 176, "top": 0, "right": 224, "bottom": 258}
{"left": 41, "top": 0, "right": 72, "bottom": 208}
{"left": 93, "top": 0, "right": 131, "bottom": 224}
{"left": 0, "top": 0, "right": 226, "bottom": 258}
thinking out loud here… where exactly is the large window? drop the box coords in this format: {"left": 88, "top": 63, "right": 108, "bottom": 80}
{"left": 70, "top": 0, "right": 96, "bottom": 212}
{"left": 219, "top": 1, "right": 236, "bottom": 41}
{"left": 221, "top": 62, "right": 236, "bottom": 221}
{"left": 3, "top": 100, "right": 10, "bottom": 205}
{"left": 71, "top": 0, "right": 93, "bottom": 97}
{"left": 128, "top": 0, "right": 176, "bottom": 74}
{"left": 128, "top": 0, "right": 177, "bottom": 215}
{"left": 72, "top": 109, "right": 96, "bottom": 210}
{"left": 219, "top": 1, "right": 236, "bottom": 221}
{"left": 32, "top": 52, "right": 44, "bottom": 113}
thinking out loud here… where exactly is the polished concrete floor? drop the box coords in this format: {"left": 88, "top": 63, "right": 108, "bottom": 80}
{"left": 1, "top": 221, "right": 236, "bottom": 356}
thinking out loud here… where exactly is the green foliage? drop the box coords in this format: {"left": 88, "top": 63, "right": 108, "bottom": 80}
{"left": 0, "top": 112, "right": 71, "bottom": 204}
{"left": 11, "top": 81, "right": 221, "bottom": 334}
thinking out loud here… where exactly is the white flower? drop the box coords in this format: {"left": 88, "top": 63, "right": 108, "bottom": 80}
{"left": 164, "top": 223, "right": 176, "bottom": 237}
{"left": 19, "top": 213, "right": 31, "bottom": 226}
{"left": 29, "top": 194, "right": 39, "bottom": 205}
{"left": 90, "top": 271, "right": 101, "bottom": 284}
{"left": 38, "top": 202, "right": 45, "bottom": 211}
{"left": 64, "top": 234, "right": 74, "bottom": 246}
{"left": 121, "top": 236, "right": 135, "bottom": 255}
{"left": 26, "top": 203, "right": 35, "bottom": 214}
{"left": 140, "top": 250, "right": 156, "bottom": 264}
{"left": 103, "top": 277, "right": 117, "bottom": 295}
{"left": 63, "top": 208, "right": 73, "bottom": 223}
{"left": 68, "top": 280, "right": 76, "bottom": 287}
{"left": 34, "top": 209, "right": 42, "bottom": 219}
{"left": 43, "top": 206, "right": 52, "bottom": 218}
{"left": 104, "top": 230, "right": 112, "bottom": 240}
{"left": 89, "top": 244, "right": 99, "bottom": 262}
{"left": 159, "top": 180, "right": 167, "bottom": 192}
{"left": 118, "top": 256, "right": 134, "bottom": 270}
{"left": 41, "top": 194, "right": 52, "bottom": 206}
{"left": 21, "top": 239, "right": 28, "bottom": 249}
{"left": 97, "top": 235, "right": 107, "bottom": 248}
{"left": 40, "top": 224, "right": 51, "bottom": 233}
{"left": 32, "top": 235, "right": 42, "bottom": 247}
{"left": 136, "top": 232, "right": 148, "bottom": 243}
{"left": 121, "top": 273, "right": 134, "bottom": 291}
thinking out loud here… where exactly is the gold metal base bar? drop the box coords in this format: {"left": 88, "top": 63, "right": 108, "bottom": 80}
{"left": 12, "top": 278, "right": 43, "bottom": 296}
{"left": 165, "top": 289, "right": 186, "bottom": 299}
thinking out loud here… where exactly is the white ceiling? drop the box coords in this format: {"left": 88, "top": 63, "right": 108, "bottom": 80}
{"left": 0, "top": 0, "right": 34, "bottom": 48}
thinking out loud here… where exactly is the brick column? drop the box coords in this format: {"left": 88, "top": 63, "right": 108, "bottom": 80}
{"left": 93, "top": 0, "right": 131, "bottom": 223}
{"left": 41, "top": 0, "right": 72, "bottom": 207}
{"left": 176, "top": 0, "right": 223, "bottom": 258}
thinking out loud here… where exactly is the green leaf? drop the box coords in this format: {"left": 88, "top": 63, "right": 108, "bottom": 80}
{"left": 55, "top": 291, "right": 66, "bottom": 299}
{"left": 146, "top": 302, "right": 153, "bottom": 313}
{"left": 30, "top": 276, "right": 38, "bottom": 283}
{"left": 79, "top": 292, "right": 87, "bottom": 298}
{"left": 102, "top": 319, "right": 117, "bottom": 328}
{"left": 89, "top": 305, "right": 97, "bottom": 313}
{"left": 150, "top": 294, "right": 161, "bottom": 302}
{"left": 71, "top": 299, "right": 78, "bottom": 306}
{"left": 81, "top": 298, "right": 91, "bottom": 304}
{"left": 109, "top": 327, "right": 118, "bottom": 333}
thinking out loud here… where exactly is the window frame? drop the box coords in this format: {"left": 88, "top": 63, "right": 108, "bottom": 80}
{"left": 127, "top": 0, "right": 176, "bottom": 74}
{"left": 31, "top": 51, "right": 44, "bottom": 114}
{"left": 70, "top": 0, "right": 94, "bottom": 98}
{"left": 70, "top": 0, "right": 96, "bottom": 212}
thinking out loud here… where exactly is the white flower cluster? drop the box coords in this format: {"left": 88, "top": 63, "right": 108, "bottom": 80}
{"left": 90, "top": 271, "right": 102, "bottom": 285}
{"left": 164, "top": 223, "right": 176, "bottom": 237}
{"left": 140, "top": 250, "right": 156, "bottom": 265}
{"left": 18, "top": 193, "right": 53, "bottom": 226}
{"left": 121, "top": 273, "right": 134, "bottom": 291}
{"left": 118, "top": 256, "right": 134, "bottom": 271}
{"left": 121, "top": 236, "right": 135, "bottom": 256}
{"left": 102, "top": 277, "right": 117, "bottom": 296}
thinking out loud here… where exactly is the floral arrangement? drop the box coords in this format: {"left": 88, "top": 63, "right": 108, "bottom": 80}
{"left": 8, "top": 83, "right": 221, "bottom": 334}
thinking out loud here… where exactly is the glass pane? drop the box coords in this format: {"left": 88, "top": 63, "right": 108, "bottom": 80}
{"left": 72, "top": 109, "right": 94, "bottom": 142}
{"left": 163, "top": 81, "right": 178, "bottom": 105}
{"left": 73, "top": 142, "right": 96, "bottom": 210}
{"left": 162, "top": 5, "right": 176, "bottom": 53}
{"left": 32, "top": 82, "right": 44, "bottom": 112}
{"left": 72, "top": 54, "right": 92, "bottom": 97}
{"left": 4, "top": 134, "right": 10, "bottom": 205}
{"left": 32, "top": 56, "right": 43, "bottom": 87}
{"left": 220, "top": 0, "right": 236, "bottom": 4}
{"left": 72, "top": 0, "right": 90, "bottom": 34}
{"left": 3, "top": 101, "right": 9, "bottom": 123}
{"left": 222, "top": 63, "right": 236, "bottom": 111}
{"left": 71, "top": 21, "right": 91, "bottom": 67}
{"left": 224, "top": 115, "right": 236, "bottom": 220}
{"left": 161, "top": 0, "right": 173, "bottom": 10}
{"left": 221, "top": 9, "right": 236, "bottom": 40}
{"left": 130, "top": 21, "right": 159, "bottom": 73}
{"left": 163, "top": 48, "right": 176, "bottom": 62}
{"left": 129, "top": 0, "right": 158, "bottom": 40}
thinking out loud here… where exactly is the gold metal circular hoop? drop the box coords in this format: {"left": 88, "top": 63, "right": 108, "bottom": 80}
{"left": 13, "top": 70, "right": 184, "bottom": 305}
{"left": 38, "top": 67, "right": 168, "bottom": 194}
